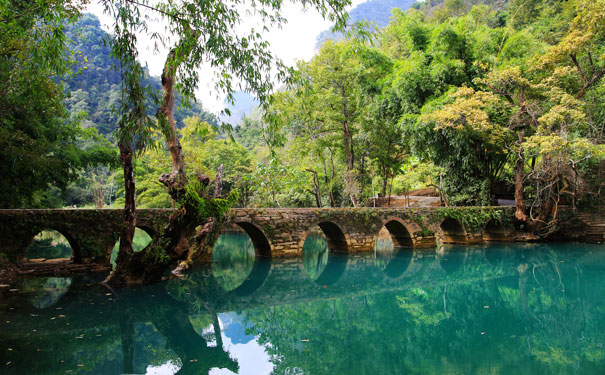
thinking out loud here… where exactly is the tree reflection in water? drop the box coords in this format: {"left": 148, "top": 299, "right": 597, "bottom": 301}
{"left": 1, "top": 243, "right": 605, "bottom": 374}
{"left": 302, "top": 228, "right": 329, "bottom": 280}
{"left": 211, "top": 231, "right": 256, "bottom": 291}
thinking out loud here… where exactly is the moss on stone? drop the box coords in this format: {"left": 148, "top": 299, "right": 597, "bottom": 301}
{"left": 427, "top": 207, "right": 510, "bottom": 230}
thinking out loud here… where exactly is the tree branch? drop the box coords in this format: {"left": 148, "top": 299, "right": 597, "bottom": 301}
{"left": 569, "top": 53, "right": 588, "bottom": 84}
{"left": 123, "top": 0, "right": 187, "bottom": 23}
{"left": 576, "top": 69, "right": 605, "bottom": 99}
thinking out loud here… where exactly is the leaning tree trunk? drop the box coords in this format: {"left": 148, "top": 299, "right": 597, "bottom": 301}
{"left": 106, "top": 170, "right": 227, "bottom": 285}
{"left": 159, "top": 49, "right": 187, "bottom": 182}
{"left": 106, "top": 44, "right": 230, "bottom": 286}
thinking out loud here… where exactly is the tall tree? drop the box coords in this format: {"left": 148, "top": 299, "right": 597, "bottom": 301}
{"left": 266, "top": 39, "right": 391, "bottom": 206}
{"left": 97, "top": 0, "right": 351, "bottom": 284}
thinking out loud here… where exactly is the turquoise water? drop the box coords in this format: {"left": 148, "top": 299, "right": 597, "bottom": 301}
{"left": 2, "top": 234, "right": 605, "bottom": 374}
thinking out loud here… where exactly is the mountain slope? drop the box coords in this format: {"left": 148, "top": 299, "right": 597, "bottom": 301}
{"left": 62, "top": 14, "right": 217, "bottom": 138}
{"left": 315, "top": 0, "right": 417, "bottom": 49}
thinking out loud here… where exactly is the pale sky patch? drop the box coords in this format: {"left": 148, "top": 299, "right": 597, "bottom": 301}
{"left": 87, "top": 0, "right": 366, "bottom": 114}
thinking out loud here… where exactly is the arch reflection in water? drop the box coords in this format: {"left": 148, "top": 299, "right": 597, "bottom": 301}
{"left": 375, "top": 225, "right": 414, "bottom": 278}
{"left": 302, "top": 223, "right": 348, "bottom": 285}
{"left": 4, "top": 244, "right": 605, "bottom": 375}
{"left": 302, "top": 228, "right": 329, "bottom": 280}
{"left": 374, "top": 227, "right": 395, "bottom": 271}
{"left": 437, "top": 245, "right": 467, "bottom": 274}
{"left": 21, "top": 277, "right": 72, "bottom": 309}
{"left": 212, "top": 230, "right": 255, "bottom": 291}
{"left": 25, "top": 229, "right": 74, "bottom": 260}
{"left": 484, "top": 242, "right": 516, "bottom": 266}
{"left": 211, "top": 229, "right": 271, "bottom": 296}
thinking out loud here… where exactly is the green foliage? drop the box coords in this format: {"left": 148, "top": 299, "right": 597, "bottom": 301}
{"left": 0, "top": 1, "right": 117, "bottom": 208}
{"left": 61, "top": 14, "right": 218, "bottom": 138}
{"left": 179, "top": 180, "right": 239, "bottom": 223}
{"left": 315, "top": 0, "right": 418, "bottom": 49}
{"left": 6, "top": 0, "right": 605, "bottom": 213}
{"left": 433, "top": 207, "right": 508, "bottom": 230}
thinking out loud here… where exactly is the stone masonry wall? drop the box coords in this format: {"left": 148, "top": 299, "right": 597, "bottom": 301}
{"left": 0, "top": 207, "right": 517, "bottom": 263}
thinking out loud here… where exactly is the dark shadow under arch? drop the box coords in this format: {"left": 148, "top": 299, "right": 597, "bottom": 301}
{"left": 383, "top": 220, "right": 414, "bottom": 247}
{"left": 382, "top": 249, "right": 414, "bottom": 279}
{"left": 439, "top": 218, "right": 467, "bottom": 244}
{"left": 25, "top": 228, "right": 80, "bottom": 262}
{"left": 235, "top": 222, "right": 272, "bottom": 258}
{"left": 484, "top": 220, "right": 507, "bottom": 241}
{"left": 301, "top": 222, "right": 349, "bottom": 286}
{"left": 317, "top": 221, "right": 348, "bottom": 253}
{"left": 314, "top": 252, "right": 348, "bottom": 286}
{"left": 231, "top": 257, "right": 272, "bottom": 296}
{"left": 439, "top": 246, "right": 467, "bottom": 274}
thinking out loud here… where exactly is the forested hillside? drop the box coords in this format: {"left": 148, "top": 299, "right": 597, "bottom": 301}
{"left": 62, "top": 14, "right": 217, "bottom": 137}
{"left": 315, "top": 0, "right": 417, "bottom": 48}
{"left": 315, "top": 0, "right": 510, "bottom": 49}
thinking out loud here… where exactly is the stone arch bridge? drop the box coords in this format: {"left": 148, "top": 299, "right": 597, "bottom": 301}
{"left": 0, "top": 207, "right": 515, "bottom": 264}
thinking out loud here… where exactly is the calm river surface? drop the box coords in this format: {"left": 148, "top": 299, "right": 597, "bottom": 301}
{"left": 2, "top": 233, "right": 605, "bottom": 374}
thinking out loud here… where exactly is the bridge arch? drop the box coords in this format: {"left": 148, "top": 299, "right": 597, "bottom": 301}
{"left": 380, "top": 217, "right": 415, "bottom": 247}
{"left": 317, "top": 221, "right": 349, "bottom": 253}
{"left": 483, "top": 219, "right": 507, "bottom": 241}
{"left": 438, "top": 217, "right": 467, "bottom": 244}
{"left": 373, "top": 218, "right": 415, "bottom": 278}
{"left": 299, "top": 221, "right": 350, "bottom": 254}
{"left": 298, "top": 221, "right": 350, "bottom": 285}
{"left": 109, "top": 227, "right": 154, "bottom": 266}
{"left": 234, "top": 221, "right": 272, "bottom": 258}
{"left": 24, "top": 228, "right": 81, "bottom": 263}
{"left": 210, "top": 223, "right": 273, "bottom": 296}
{"left": 134, "top": 225, "right": 156, "bottom": 238}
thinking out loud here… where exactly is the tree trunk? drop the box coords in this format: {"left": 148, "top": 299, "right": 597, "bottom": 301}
{"left": 343, "top": 124, "right": 356, "bottom": 207}
{"left": 214, "top": 164, "right": 224, "bottom": 198}
{"left": 341, "top": 83, "right": 356, "bottom": 207}
{"left": 515, "top": 129, "right": 528, "bottom": 222}
{"left": 306, "top": 168, "right": 322, "bottom": 208}
{"left": 328, "top": 149, "right": 337, "bottom": 207}
{"left": 158, "top": 49, "right": 187, "bottom": 183}
{"left": 120, "top": 315, "right": 135, "bottom": 375}
{"left": 381, "top": 166, "right": 389, "bottom": 197}
{"left": 105, "top": 140, "right": 136, "bottom": 284}
{"left": 106, "top": 45, "right": 230, "bottom": 285}
{"left": 213, "top": 313, "right": 224, "bottom": 349}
